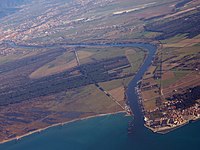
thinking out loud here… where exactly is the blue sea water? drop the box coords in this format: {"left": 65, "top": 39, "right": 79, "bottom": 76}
{"left": 0, "top": 113, "right": 200, "bottom": 150}
{"left": 1, "top": 43, "right": 199, "bottom": 150}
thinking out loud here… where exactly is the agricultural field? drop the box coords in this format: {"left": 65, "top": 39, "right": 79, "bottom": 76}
{"left": 141, "top": 38, "right": 200, "bottom": 112}
{"left": 0, "top": 0, "right": 200, "bottom": 141}
{"left": 30, "top": 50, "right": 78, "bottom": 79}
{"left": 0, "top": 42, "right": 146, "bottom": 141}
{"left": 140, "top": 1, "right": 200, "bottom": 131}
{"left": 0, "top": 84, "right": 122, "bottom": 142}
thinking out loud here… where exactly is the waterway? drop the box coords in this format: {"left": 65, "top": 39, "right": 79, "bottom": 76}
{"left": 0, "top": 42, "right": 199, "bottom": 150}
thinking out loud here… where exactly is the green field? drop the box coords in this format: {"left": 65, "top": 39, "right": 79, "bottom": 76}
{"left": 50, "top": 84, "right": 122, "bottom": 114}
{"left": 29, "top": 51, "right": 77, "bottom": 78}
{"left": 160, "top": 71, "right": 190, "bottom": 88}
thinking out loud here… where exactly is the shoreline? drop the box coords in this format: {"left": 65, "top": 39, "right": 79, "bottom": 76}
{"left": 0, "top": 42, "right": 154, "bottom": 145}
{"left": 135, "top": 42, "right": 200, "bottom": 135}
{"left": 145, "top": 116, "right": 200, "bottom": 134}
{"left": 144, "top": 121, "right": 189, "bottom": 134}
{"left": 0, "top": 111, "right": 126, "bottom": 145}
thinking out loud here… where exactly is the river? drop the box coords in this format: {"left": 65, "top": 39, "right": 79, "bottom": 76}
{"left": 0, "top": 42, "right": 199, "bottom": 150}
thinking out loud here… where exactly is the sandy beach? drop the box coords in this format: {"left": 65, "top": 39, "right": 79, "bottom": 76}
{"left": 0, "top": 111, "right": 126, "bottom": 145}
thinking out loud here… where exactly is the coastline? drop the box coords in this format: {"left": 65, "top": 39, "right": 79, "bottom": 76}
{"left": 0, "top": 42, "right": 155, "bottom": 145}
{"left": 145, "top": 116, "right": 200, "bottom": 134}
{"left": 144, "top": 121, "right": 189, "bottom": 134}
{"left": 0, "top": 111, "right": 126, "bottom": 145}
{"left": 0, "top": 42, "right": 153, "bottom": 145}
{"left": 134, "top": 42, "right": 200, "bottom": 135}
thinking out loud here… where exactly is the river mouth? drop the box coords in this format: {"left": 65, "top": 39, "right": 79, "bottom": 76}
{"left": 3, "top": 41, "right": 157, "bottom": 128}
{"left": 1, "top": 42, "right": 200, "bottom": 150}
{"left": 1, "top": 112, "right": 200, "bottom": 150}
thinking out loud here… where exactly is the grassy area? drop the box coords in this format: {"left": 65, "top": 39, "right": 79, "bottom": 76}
{"left": 141, "top": 29, "right": 200, "bottom": 113}
{"left": 143, "top": 31, "right": 162, "bottom": 39}
{"left": 77, "top": 46, "right": 146, "bottom": 93}
{"left": 29, "top": 51, "right": 77, "bottom": 78}
{"left": 160, "top": 38, "right": 199, "bottom": 88}
{"left": 76, "top": 46, "right": 146, "bottom": 97}
{"left": 51, "top": 84, "right": 122, "bottom": 113}
{"left": 99, "top": 77, "right": 132, "bottom": 102}
{"left": 77, "top": 46, "right": 146, "bottom": 75}
{"left": 143, "top": 98, "right": 157, "bottom": 110}
{"left": 0, "top": 50, "right": 40, "bottom": 65}
{"left": 124, "top": 48, "right": 146, "bottom": 74}
{"left": 160, "top": 70, "right": 190, "bottom": 88}
{"left": 0, "top": 55, "right": 19, "bottom": 65}
{"left": 142, "top": 89, "right": 160, "bottom": 100}
{"left": 99, "top": 79, "right": 125, "bottom": 91}
{"left": 194, "top": 43, "right": 200, "bottom": 46}
{"left": 161, "top": 34, "right": 187, "bottom": 44}
{"left": 162, "top": 45, "right": 200, "bottom": 61}
{"left": 77, "top": 46, "right": 127, "bottom": 64}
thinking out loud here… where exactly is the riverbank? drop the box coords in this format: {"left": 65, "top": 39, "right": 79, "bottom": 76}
{"left": 0, "top": 111, "right": 126, "bottom": 145}
{"left": 0, "top": 42, "right": 152, "bottom": 144}
{"left": 137, "top": 41, "right": 200, "bottom": 134}
{"left": 0, "top": 42, "right": 157, "bottom": 145}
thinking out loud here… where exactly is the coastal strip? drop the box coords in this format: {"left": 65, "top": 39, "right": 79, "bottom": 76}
{"left": 0, "top": 42, "right": 157, "bottom": 143}
{"left": 0, "top": 111, "right": 126, "bottom": 145}
{"left": 145, "top": 116, "right": 200, "bottom": 134}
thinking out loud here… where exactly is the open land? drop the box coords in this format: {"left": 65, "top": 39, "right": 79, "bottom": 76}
{"left": 140, "top": 0, "right": 200, "bottom": 133}
{"left": 0, "top": 0, "right": 200, "bottom": 143}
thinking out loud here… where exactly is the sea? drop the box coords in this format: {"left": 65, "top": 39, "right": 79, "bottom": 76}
{"left": 0, "top": 113, "right": 200, "bottom": 150}
{"left": 1, "top": 43, "right": 199, "bottom": 150}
